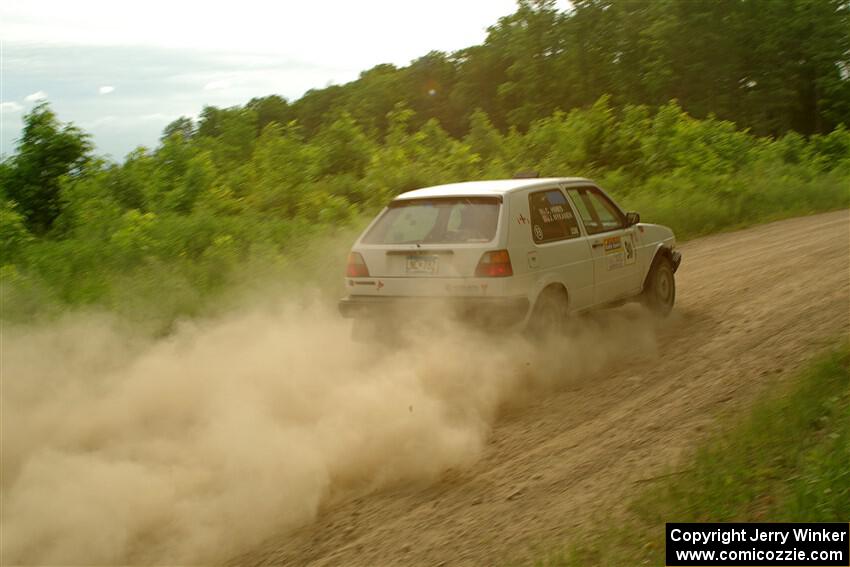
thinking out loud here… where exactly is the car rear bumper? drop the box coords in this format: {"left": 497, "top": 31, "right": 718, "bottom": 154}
{"left": 338, "top": 295, "right": 531, "bottom": 327}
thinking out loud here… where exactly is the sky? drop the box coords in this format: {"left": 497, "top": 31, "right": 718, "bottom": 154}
{"left": 1, "top": 0, "right": 523, "bottom": 160}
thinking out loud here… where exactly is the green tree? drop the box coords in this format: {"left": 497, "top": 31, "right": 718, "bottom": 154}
{"left": 246, "top": 95, "right": 293, "bottom": 135}
{"left": 163, "top": 151, "right": 217, "bottom": 214}
{"left": 0, "top": 201, "right": 32, "bottom": 262}
{"left": 106, "top": 148, "right": 154, "bottom": 211}
{"left": 450, "top": 43, "right": 511, "bottom": 131}
{"left": 314, "top": 112, "right": 374, "bottom": 178}
{"left": 404, "top": 52, "right": 462, "bottom": 135}
{"left": 2, "top": 103, "right": 92, "bottom": 234}
{"left": 493, "top": 0, "right": 566, "bottom": 129}
{"left": 247, "top": 122, "right": 313, "bottom": 214}
{"left": 464, "top": 109, "right": 504, "bottom": 161}
{"left": 161, "top": 116, "right": 196, "bottom": 142}
{"left": 201, "top": 107, "right": 258, "bottom": 165}
{"left": 344, "top": 64, "right": 404, "bottom": 138}
{"left": 52, "top": 167, "right": 123, "bottom": 240}
{"left": 290, "top": 85, "right": 346, "bottom": 138}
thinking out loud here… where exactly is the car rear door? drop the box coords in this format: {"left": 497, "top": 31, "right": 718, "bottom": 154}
{"left": 519, "top": 187, "right": 595, "bottom": 310}
{"left": 565, "top": 185, "right": 641, "bottom": 304}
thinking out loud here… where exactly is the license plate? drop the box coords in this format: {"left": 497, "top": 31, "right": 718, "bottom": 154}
{"left": 406, "top": 255, "right": 438, "bottom": 274}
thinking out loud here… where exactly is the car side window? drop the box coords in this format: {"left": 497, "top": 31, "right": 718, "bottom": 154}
{"left": 565, "top": 187, "right": 625, "bottom": 235}
{"left": 528, "top": 189, "right": 581, "bottom": 244}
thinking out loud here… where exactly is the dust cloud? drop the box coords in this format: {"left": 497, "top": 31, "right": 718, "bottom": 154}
{"left": 2, "top": 298, "right": 658, "bottom": 565}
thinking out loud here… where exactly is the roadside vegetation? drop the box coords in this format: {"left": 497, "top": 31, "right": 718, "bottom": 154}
{"left": 538, "top": 344, "right": 850, "bottom": 566}
{"left": 2, "top": 0, "right": 849, "bottom": 329}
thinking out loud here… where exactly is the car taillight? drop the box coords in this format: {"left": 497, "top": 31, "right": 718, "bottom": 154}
{"left": 475, "top": 249, "right": 513, "bottom": 277}
{"left": 346, "top": 252, "right": 370, "bottom": 277}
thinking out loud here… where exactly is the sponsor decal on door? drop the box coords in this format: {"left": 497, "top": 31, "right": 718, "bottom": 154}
{"left": 624, "top": 234, "right": 636, "bottom": 265}
{"left": 604, "top": 236, "right": 626, "bottom": 270}
{"left": 603, "top": 236, "right": 622, "bottom": 254}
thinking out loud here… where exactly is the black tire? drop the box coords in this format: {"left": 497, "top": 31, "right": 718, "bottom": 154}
{"left": 527, "top": 286, "right": 569, "bottom": 337}
{"left": 642, "top": 255, "right": 676, "bottom": 316}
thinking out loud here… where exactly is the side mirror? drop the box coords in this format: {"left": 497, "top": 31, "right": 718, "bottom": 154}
{"left": 626, "top": 211, "right": 640, "bottom": 226}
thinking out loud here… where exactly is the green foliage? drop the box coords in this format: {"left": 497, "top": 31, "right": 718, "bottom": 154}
{"left": 314, "top": 112, "right": 374, "bottom": 178}
{"left": 161, "top": 116, "right": 196, "bottom": 142}
{"left": 465, "top": 108, "right": 505, "bottom": 162}
{"left": 248, "top": 122, "right": 312, "bottom": 214}
{"left": 246, "top": 95, "right": 292, "bottom": 135}
{"left": 165, "top": 150, "right": 216, "bottom": 214}
{"left": 109, "top": 210, "right": 158, "bottom": 265}
{"left": 213, "top": 0, "right": 848, "bottom": 139}
{"left": 2, "top": 103, "right": 92, "bottom": 234}
{"left": 3, "top": 79, "right": 848, "bottom": 327}
{"left": 0, "top": 202, "right": 33, "bottom": 262}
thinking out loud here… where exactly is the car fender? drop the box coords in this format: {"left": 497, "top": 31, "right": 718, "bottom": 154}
{"left": 641, "top": 243, "right": 681, "bottom": 292}
{"left": 636, "top": 222, "right": 675, "bottom": 268}
{"left": 528, "top": 273, "right": 570, "bottom": 316}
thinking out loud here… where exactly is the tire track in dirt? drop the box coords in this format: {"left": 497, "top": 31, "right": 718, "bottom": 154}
{"left": 234, "top": 210, "right": 849, "bottom": 567}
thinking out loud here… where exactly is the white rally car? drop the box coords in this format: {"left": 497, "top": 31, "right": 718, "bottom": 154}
{"left": 338, "top": 177, "right": 681, "bottom": 333}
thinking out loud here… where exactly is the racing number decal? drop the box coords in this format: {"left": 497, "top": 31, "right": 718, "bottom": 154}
{"left": 533, "top": 225, "right": 544, "bottom": 241}
{"left": 624, "top": 233, "right": 636, "bottom": 265}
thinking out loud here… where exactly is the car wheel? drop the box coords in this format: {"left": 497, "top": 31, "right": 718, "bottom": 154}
{"left": 528, "top": 286, "right": 569, "bottom": 337}
{"left": 643, "top": 255, "right": 676, "bottom": 316}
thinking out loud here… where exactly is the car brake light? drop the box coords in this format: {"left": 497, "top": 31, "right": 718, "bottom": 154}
{"left": 475, "top": 249, "right": 513, "bottom": 277}
{"left": 346, "top": 252, "right": 370, "bottom": 277}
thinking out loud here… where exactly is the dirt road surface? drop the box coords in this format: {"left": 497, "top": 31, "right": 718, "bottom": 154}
{"left": 233, "top": 210, "right": 849, "bottom": 567}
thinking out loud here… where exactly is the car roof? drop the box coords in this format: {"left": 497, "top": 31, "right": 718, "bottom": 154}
{"left": 393, "top": 178, "right": 593, "bottom": 201}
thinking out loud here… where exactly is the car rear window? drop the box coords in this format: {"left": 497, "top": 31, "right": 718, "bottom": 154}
{"left": 362, "top": 197, "right": 501, "bottom": 245}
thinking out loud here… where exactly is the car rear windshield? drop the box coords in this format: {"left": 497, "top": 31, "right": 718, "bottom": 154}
{"left": 362, "top": 197, "right": 501, "bottom": 245}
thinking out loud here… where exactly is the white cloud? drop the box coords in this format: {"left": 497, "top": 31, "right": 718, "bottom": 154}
{"left": 24, "top": 90, "right": 47, "bottom": 102}
{"left": 0, "top": 101, "right": 24, "bottom": 113}
{"left": 99, "top": 85, "right": 115, "bottom": 95}
{"left": 203, "top": 79, "right": 231, "bottom": 91}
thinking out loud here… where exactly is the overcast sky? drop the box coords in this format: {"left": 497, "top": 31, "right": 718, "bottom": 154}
{"left": 1, "top": 0, "right": 528, "bottom": 160}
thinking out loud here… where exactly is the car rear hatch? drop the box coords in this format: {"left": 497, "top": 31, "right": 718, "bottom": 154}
{"left": 348, "top": 196, "right": 505, "bottom": 297}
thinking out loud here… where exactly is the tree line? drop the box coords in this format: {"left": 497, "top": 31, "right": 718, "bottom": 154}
{"left": 230, "top": 0, "right": 849, "bottom": 141}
